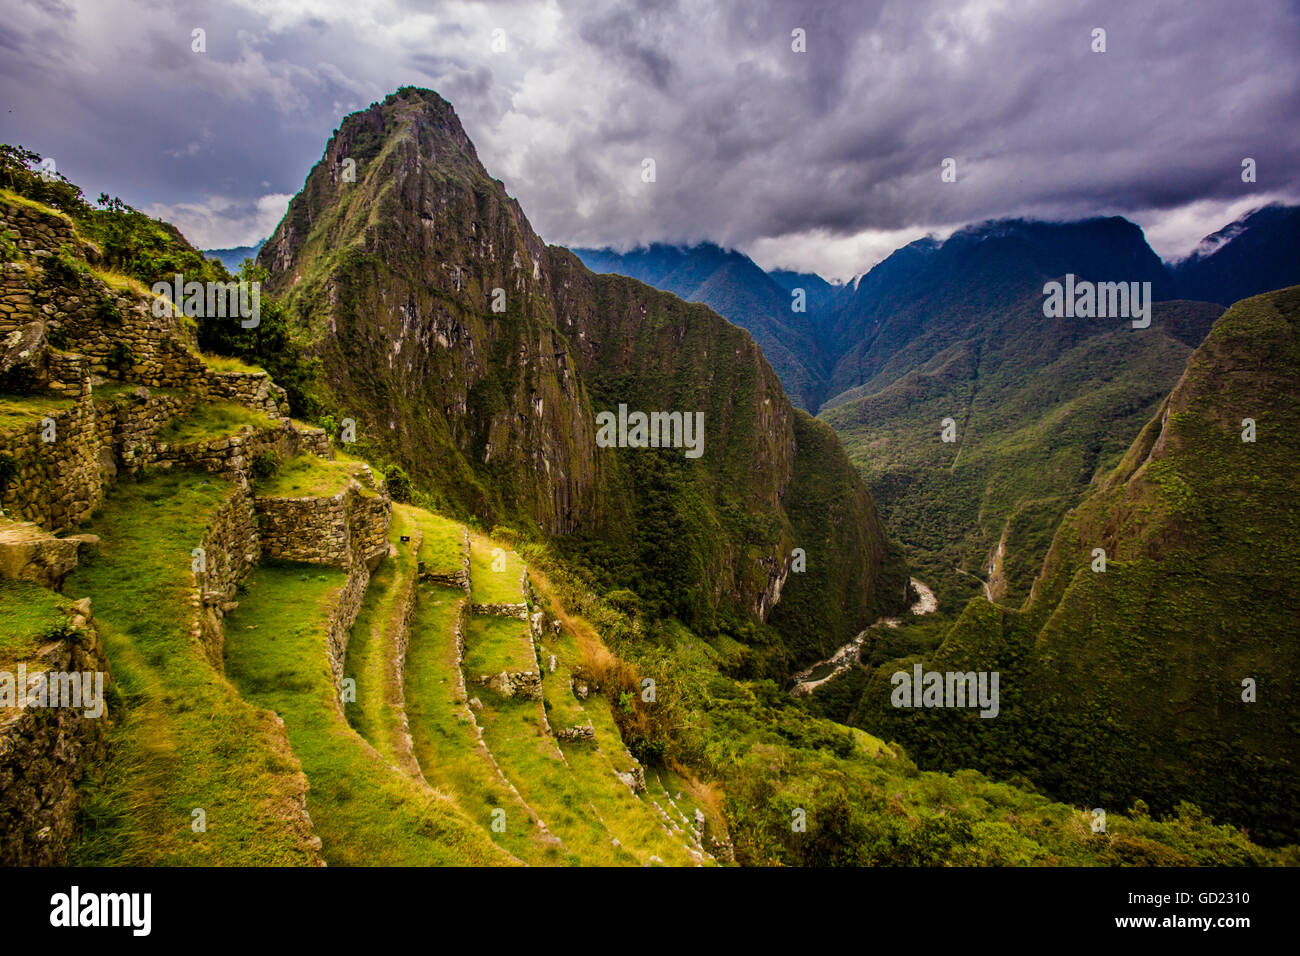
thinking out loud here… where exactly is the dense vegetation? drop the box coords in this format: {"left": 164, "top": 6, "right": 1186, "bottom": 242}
{"left": 823, "top": 294, "right": 1223, "bottom": 609}
{"left": 849, "top": 287, "right": 1300, "bottom": 845}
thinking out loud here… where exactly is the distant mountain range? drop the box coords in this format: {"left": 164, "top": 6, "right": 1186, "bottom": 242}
{"left": 578, "top": 205, "right": 1300, "bottom": 614}
{"left": 203, "top": 239, "right": 265, "bottom": 273}
{"left": 576, "top": 203, "right": 1299, "bottom": 413}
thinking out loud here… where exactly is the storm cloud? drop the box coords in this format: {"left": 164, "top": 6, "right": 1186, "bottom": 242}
{"left": 2, "top": 0, "right": 1296, "bottom": 277}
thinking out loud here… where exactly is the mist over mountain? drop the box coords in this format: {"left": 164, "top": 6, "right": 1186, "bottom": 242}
{"left": 1170, "top": 203, "right": 1300, "bottom": 306}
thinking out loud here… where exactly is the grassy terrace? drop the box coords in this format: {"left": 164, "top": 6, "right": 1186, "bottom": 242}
{"left": 537, "top": 623, "right": 708, "bottom": 866}
{"left": 474, "top": 690, "right": 635, "bottom": 865}
{"left": 462, "top": 616, "right": 537, "bottom": 678}
{"left": 0, "top": 579, "right": 68, "bottom": 669}
{"left": 414, "top": 510, "right": 465, "bottom": 575}
{"left": 468, "top": 533, "right": 526, "bottom": 604}
{"left": 157, "top": 399, "right": 275, "bottom": 445}
{"left": 223, "top": 561, "right": 515, "bottom": 866}
{"left": 405, "top": 577, "right": 566, "bottom": 864}
{"left": 342, "top": 505, "right": 421, "bottom": 776}
{"left": 255, "top": 453, "right": 357, "bottom": 498}
{"left": 0, "top": 393, "right": 75, "bottom": 429}
{"left": 65, "top": 471, "right": 320, "bottom": 865}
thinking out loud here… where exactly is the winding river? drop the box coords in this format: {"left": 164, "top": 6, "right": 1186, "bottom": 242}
{"left": 789, "top": 578, "right": 937, "bottom": 697}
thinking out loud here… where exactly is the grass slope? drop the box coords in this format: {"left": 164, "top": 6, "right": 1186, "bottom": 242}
{"left": 223, "top": 561, "right": 515, "bottom": 866}
{"left": 65, "top": 471, "right": 320, "bottom": 865}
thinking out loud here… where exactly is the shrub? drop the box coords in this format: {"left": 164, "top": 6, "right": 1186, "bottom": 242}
{"left": 44, "top": 245, "right": 84, "bottom": 287}
{"left": 46, "top": 324, "right": 70, "bottom": 349}
{"left": 250, "top": 452, "right": 280, "bottom": 482}
{"left": 96, "top": 292, "right": 122, "bottom": 323}
{"left": 382, "top": 463, "right": 412, "bottom": 503}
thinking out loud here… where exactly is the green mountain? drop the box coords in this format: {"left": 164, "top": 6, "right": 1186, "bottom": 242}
{"left": 204, "top": 239, "right": 265, "bottom": 273}
{"left": 2, "top": 119, "right": 1292, "bottom": 868}
{"left": 822, "top": 289, "right": 1224, "bottom": 608}
{"left": 257, "top": 88, "right": 904, "bottom": 663}
{"left": 574, "top": 243, "right": 832, "bottom": 410}
{"left": 852, "top": 285, "right": 1300, "bottom": 844}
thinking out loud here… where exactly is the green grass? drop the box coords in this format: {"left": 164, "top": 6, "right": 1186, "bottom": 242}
{"left": 469, "top": 534, "right": 526, "bottom": 604}
{"left": 405, "top": 576, "right": 568, "bottom": 864}
{"left": 462, "top": 616, "right": 536, "bottom": 679}
{"left": 414, "top": 510, "right": 465, "bottom": 575}
{"left": 0, "top": 579, "right": 69, "bottom": 668}
{"left": 255, "top": 452, "right": 356, "bottom": 498}
{"left": 202, "top": 352, "right": 263, "bottom": 374}
{"left": 157, "top": 400, "right": 275, "bottom": 446}
{"left": 342, "top": 506, "right": 420, "bottom": 775}
{"left": 473, "top": 690, "right": 635, "bottom": 865}
{"left": 223, "top": 560, "right": 516, "bottom": 866}
{"left": 535, "top": 621, "right": 713, "bottom": 865}
{"left": 0, "top": 393, "right": 75, "bottom": 429}
{"left": 64, "top": 470, "right": 321, "bottom": 865}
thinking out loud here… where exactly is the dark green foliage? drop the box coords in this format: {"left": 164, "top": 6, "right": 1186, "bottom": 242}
{"left": 194, "top": 261, "right": 321, "bottom": 418}
{"left": 0, "top": 455, "right": 17, "bottom": 493}
{"left": 852, "top": 287, "right": 1300, "bottom": 844}
{"left": 382, "top": 463, "right": 412, "bottom": 503}
{"left": 107, "top": 342, "right": 133, "bottom": 371}
{"left": 45, "top": 245, "right": 86, "bottom": 287}
{"left": 249, "top": 452, "right": 280, "bottom": 482}
{"left": 96, "top": 291, "right": 122, "bottom": 324}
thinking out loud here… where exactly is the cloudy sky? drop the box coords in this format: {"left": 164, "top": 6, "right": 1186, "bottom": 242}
{"left": 2, "top": 0, "right": 1297, "bottom": 280}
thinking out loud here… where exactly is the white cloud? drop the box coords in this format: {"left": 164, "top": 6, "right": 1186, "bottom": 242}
{"left": 143, "top": 193, "right": 293, "bottom": 250}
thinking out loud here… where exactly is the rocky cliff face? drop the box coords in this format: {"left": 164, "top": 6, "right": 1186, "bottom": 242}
{"left": 261, "top": 87, "right": 904, "bottom": 654}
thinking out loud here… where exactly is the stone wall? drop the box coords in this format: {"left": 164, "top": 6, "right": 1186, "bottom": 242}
{"left": 0, "top": 390, "right": 104, "bottom": 535}
{"left": 0, "top": 600, "right": 110, "bottom": 866}
{"left": 256, "top": 481, "right": 390, "bottom": 571}
{"left": 190, "top": 485, "right": 261, "bottom": 669}
{"left": 0, "top": 198, "right": 286, "bottom": 418}
{"left": 326, "top": 561, "right": 371, "bottom": 696}
{"left": 96, "top": 386, "right": 196, "bottom": 477}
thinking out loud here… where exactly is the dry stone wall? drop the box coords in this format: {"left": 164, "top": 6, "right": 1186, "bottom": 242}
{"left": 191, "top": 485, "right": 261, "bottom": 669}
{"left": 0, "top": 198, "right": 287, "bottom": 417}
{"left": 0, "top": 601, "right": 109, "bottom": 866}
{"left": 0, "top": 390, "right": 104, "bottom": 535}
{"left": 256, "top": 481, "right": 390, "bottom": 571}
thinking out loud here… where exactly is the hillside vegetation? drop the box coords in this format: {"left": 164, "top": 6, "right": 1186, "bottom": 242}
{"left": 851, "top": 287, "right": 1300, "bottom": 845}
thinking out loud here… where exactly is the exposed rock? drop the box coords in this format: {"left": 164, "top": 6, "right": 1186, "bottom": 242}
{"left": 0, "top": 518, "right": 80, "bottom": 588}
